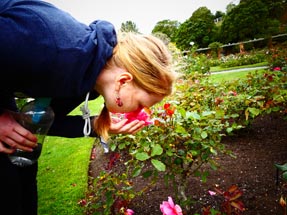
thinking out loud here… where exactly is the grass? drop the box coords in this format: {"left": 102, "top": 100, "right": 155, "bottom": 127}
{"left": 37, "top": 64, "right": 269, "bottom": 214}
{"left": 209, "top": 68, "right": 268, "bottom": 83}
{"left": 37, "top": 97, "right": 104, "bottom": 215}
{"left": 210, "top": 61, "right": 268, "bottom": 72}
{"left": 38, "top": 137, "right": 93, "bottom": 215}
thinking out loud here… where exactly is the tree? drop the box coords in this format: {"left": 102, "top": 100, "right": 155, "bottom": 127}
{"left": 260, "top": 0, "right": 287, "bottom": 28}
{"left": 208, "top": 42, "right": 223, "bottom": 59}
{"left": 175, "top": 7, "right": 216, "bottom": 50}
{"left": 240, "top": 0, "right": 287, "bottom": 20}
{"left": 152, "top": 19, "right": 180, "bottom": 42}
{"left": 226, "top": 2, "right": 237, "bottom": 14}
{"left": 219, "top": 0, "right": 281, "bottom": 43}
{"left": 120, "top": 21, "right": 139, "bottom": 33}
{"left": 214, "top": 11, "right": 225, "bottom": 19}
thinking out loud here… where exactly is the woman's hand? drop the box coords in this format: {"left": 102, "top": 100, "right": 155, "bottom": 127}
{"left": 109, "top": 118, "right": 146, "bottom": 135}
{"left": 0, "top": 111, "right": 37, "bottom": 154}
{"left": 108, "top": 108, "right": 152, "bottom": 135}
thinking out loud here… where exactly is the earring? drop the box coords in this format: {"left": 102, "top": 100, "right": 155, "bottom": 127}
{"left": 116, "top": 95, "right": 123, "bottom": 107}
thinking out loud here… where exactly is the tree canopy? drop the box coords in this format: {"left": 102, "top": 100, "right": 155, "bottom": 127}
{"left": 175, "top": 7, "right": 216, "bottom": 50}
{"left": 119, "top": 0, "right": 287, "bottom": 51}
{"left": 152, "top": 19, "right": 180, "bottom": 42}
{"left": 120, "top": 21, "right": 139, "bottom": 33}
{"left": 220, "top": 0, "right": 282, "bottom": 43}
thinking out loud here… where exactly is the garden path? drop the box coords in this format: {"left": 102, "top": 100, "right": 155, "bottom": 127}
{"left": 211, "top": 66, "right": 268, "bottom": 74}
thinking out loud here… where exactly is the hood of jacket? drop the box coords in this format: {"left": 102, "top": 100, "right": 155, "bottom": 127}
{"left": 0, "top": 0, "right": 117, "bottom": 98}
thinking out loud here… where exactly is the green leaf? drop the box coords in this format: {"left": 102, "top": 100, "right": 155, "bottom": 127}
{"left": 202, "top": 111, "right": 214, "bottom": 116}
{"left": 201, "top": 131, "right": 208, "bottom": 139}
{"left": 105, "top": 191, "right": 113, "bottom": 205}
{"left": 151, "top": 159, "right": 166, "bottom": 171}
{"left": 209, "top": 159, "right": 218, "bottom": 170}
{"left": 178, "top": 107, "right": 186, "bottom": 117}
{"left": 118, "top": 143, "right": 126, "bottom": 150}
{"left": 178, "top": 149, "right": 185, "bottom": 156}
{"left": 151, "top": 144, "right": 163, "bottom": 156}
{"left": 142, "top": 170, "right": 153, "bottom": 178}
{"left": 175, "top": 125, "right": 188, "bottom": 135}
{"left": 247, "top": 107, "right": 261, "bottom": 117}
{"left": 132, "top": 166, "right": 142, "bottom": 177}
{"left": 191, "top": 150, "right": 199, "bottom": 156}
{"left": 110, "top": 143, "right": 117, "bottom": 151}
{"left": 226, "top": 127, "right": 233, "bottom": 133}
{"left": 166, "top": 150, "right": 173, "bottom": 156}
{"left": 200, "top": 171, "right": 209, "bottom": 183}
{"left": 210, "top": 147, "right": 217, "bottom": 155}
{"left": 215, "top": 110, "right": 225, "bottom": 118}
{"left": 174, "top": 157, "right": 183, "bottom": 165}
{"left": 275, "top": 163, "right": 287, "bottom": 172}
{"left": 135, "top": 152, "right": 150, "bottom": 161}
{"left": 231, "top": 113, "right": 239, "bottom": 118}
{"left": 187, "top": 111, "right": 200, "bottom": 120}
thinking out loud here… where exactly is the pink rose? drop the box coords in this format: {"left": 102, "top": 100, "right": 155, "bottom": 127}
{"left": 273, "top": 67, "right": 281, "bottom": 71}
{"left": 160, "top": 197, "right": 183, "bottom": 215}
{"left": 124, "top": 108, "right": 152, "bottom": 125}
{"left": 111, "top": 108, "right": 153, "bottom": 126}
{"left": 228, "top": 90, "right": 237, "bottom": 96}
{"left": 208, "top": 190, "right": 217, "bottom": 196}
{"left": 124, "top": 209, "right": 134, "bottom": 215}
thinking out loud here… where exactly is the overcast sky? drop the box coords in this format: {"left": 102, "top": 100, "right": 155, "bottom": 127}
{"left": 45, "top": 0, "right": 239, "bottom": 34}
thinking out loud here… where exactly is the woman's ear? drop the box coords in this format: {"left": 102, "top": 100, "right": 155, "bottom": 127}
{"left": 115, "top": 72, "right": 133, "bottom": 90}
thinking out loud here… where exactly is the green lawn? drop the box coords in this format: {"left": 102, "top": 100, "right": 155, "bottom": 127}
{"left": 38, "top": 97, "right": 103, "bottom": 215}
{"left": 209, "top": 68, "right": 267, "bottom": 82}
{"left": 210, "top": 62, "right": 268, "bottom": 72}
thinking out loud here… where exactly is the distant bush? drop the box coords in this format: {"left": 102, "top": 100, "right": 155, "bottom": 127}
{"left": 219, "top": 51, "right": 267, "bottom": 68}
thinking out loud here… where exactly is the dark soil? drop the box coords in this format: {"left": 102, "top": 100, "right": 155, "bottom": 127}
{"left": 88, "top": 112, "right": 287, "bottom": 215}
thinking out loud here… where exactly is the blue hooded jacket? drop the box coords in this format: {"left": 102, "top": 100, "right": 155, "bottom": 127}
{"left": 0, "top": 0, "right": 117, "bottom": 137}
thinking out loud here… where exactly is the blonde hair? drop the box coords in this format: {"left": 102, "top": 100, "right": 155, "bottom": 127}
{"left": 94, "top": 32, "right": 176, "bottom": 141}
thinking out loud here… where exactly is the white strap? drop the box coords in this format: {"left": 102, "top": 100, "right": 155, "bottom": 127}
{"left": 80, "top": 92, "right": 91, "bottom": 137}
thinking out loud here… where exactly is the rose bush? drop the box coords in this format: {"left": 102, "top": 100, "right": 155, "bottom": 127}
{"left": 83, "top": 48, "right": 287, "bottom": 214}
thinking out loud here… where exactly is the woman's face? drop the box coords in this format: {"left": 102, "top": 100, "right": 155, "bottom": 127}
{"left": 95, "top": 67, "right": 165, "bottom": 113}
{"left": 106, "top": 82, "right": 164, "bottom": 113}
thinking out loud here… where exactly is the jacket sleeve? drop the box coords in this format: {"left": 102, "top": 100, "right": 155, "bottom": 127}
{"left": 0, "top": 0, "right": 116, "bottom": 98}
{"left": 0, "top": 0, "right": 110, "bottom": 137}
{"left": 0, "top": 93, "right": 18, "bottom": 113}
